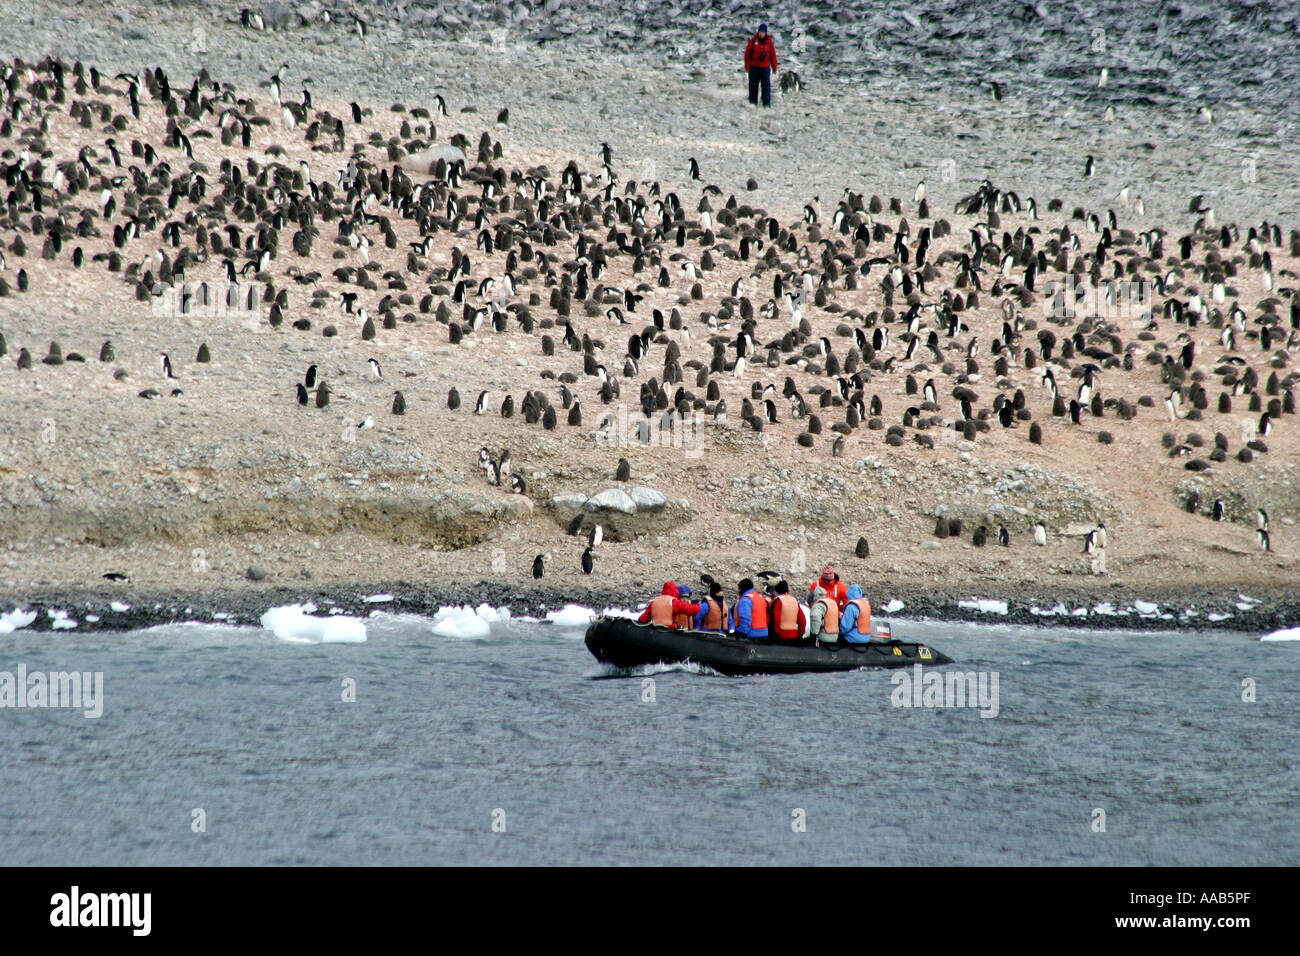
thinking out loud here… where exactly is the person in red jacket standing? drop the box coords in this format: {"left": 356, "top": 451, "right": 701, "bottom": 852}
{"left": 744, "top": 23, "right": 777, "bottom": 107}
{"left": 639, "top": 582, "right": 702, "bottom": 629}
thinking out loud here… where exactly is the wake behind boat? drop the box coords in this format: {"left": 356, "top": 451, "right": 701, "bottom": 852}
{"left": 585, "top": 615, "right": 953, "bottom": 676}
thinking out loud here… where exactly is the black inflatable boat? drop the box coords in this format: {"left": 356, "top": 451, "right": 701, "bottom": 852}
{"left": 585, "top": 615, "right": 953, "bottom": 676}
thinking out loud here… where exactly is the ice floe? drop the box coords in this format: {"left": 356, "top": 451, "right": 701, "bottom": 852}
{"left": 261, "top": 604, "right": 367, "bottom": 643}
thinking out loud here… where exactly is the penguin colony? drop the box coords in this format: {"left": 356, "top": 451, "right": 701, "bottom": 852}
{"left": 1, "top": 54, "right": 1296, "bottom": 582}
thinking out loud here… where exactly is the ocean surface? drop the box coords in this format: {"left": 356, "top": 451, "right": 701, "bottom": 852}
{"left": 2, "top": 612, "right": 1297, "bottom": 866}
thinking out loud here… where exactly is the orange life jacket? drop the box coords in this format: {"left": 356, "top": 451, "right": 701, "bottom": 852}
{"left": 649, "top": 594, "right": 676, "bottom": 627}
{"left": 674, "top": 610, "right": 693, "bottom": 630}
{"left": 847, "top": 597, "right": 871, "bottom": 635}
{"left": 702, "top": 597, "right": 728, "bottom": 631}
{"left": 737, "top": 591, "right": 768, "bottom": 630}
{"left": 819, "top": 597, "right": 840, "bottom": 636}
{"left": 773, "top": 594, "right": 800, "bottom": 638}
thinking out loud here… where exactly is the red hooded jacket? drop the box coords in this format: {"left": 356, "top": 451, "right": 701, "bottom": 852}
{"left": 745, "top": 33, "right": 777, "bottom": 71}
{"left": 639, "top": 582, "right": 702, "bottom": 627}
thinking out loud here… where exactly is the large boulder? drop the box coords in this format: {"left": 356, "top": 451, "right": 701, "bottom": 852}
{"left": 549, "top": 487, "right": 691, "bottom": 540}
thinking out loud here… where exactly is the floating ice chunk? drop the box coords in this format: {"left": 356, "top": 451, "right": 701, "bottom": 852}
{"left": 261, "top": 604, "right": 367, "bottom": 643}
{"left": 1134, "top": 600, "right": 1159, "bottom": 615}
{"left": 546, "top": 604, "right": 596, "bottom": 627}
{"left": 1260, "top": 627, "right": 1300, "bottom": 642}
{"left": 109, "top": 601, "right": 131, "bottom": 613}
{"left": 49, "top": 609, "right": 78, "bottom": 630}
{"left": 882, "top": 599, "right": 905, "bottom": 613}
{"left": 430, "top": 605, "right": 495, "bottom": 638}
{"left": 958, "top": 598, "right": 1008, "bottom": 615}
{"left": 0, "top": 608, "right": 38, "bottom": 633}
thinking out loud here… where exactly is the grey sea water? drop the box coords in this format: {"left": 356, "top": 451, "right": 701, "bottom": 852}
{"left": 1, "top": 615, "right": 1296, "bottom": 865}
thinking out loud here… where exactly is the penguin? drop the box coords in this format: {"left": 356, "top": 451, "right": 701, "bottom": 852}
{"left": 688, "top": 157, "right": 700, "bottom": 180}
{"left": 160, "top": 352, "right": 176, "bottom": 378}
{"left": 296, "top": 383, "right": 309, "bottom": 405}
{"left": 357, "top": 416, "right": 374, "bottom": 430}
{"left": 1213, "top": 498, "right": 1225, "bottom": 522}
{"left": 581, "top": 547, "right": 595, "bottom": 574}
{"left": 1094, "top": 523, "right": 1107, "bottom": 549}
{"left": 1033, "top": 521, "right": 1047, "bottom": 546}
{"left": 615, "top": 458, "right": 631, "bottom": 481}
{"left": 448, "top": 387, "right": 461, "bottom": 410}
{"left": 972, "top": 526, "right": 988, "bottom": 547}
{"left": 1257, "top": 509, "right": 1269, "bottom": 533}
{"left": 855, "top": 536, "right": 870, "bottom": 558}
{"left": 1257, "top": 529, "right": 1270, "bottom": 552}
{"left": 392, "top": 391, "right": 406, "bottom": 415}
{"left": 566, "top": 513, "right": 585, "bottom": 536}
{"left": 532, "top": 554, "right": 545, "bottom": 579}
{"left": 368, "top": 358, "right": 383, "bottom": 380}
{"left": 509, "top": 473, "right": 527, "bottom": 494}
{"left": 588, "top": 523, "right": 604, "bottom": 549}
{"left": 305, "top": 364, "right": 318, "bottom": 388}
{"left": 998, "top": 525, "right": 1010, "bottom": 547}
{"left": 475, "top": 390, "right": 490, "bottom": 414}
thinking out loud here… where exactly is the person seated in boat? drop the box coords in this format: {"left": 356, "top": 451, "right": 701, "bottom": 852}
{"left": 839, "top": 584, "right": 873, "bottom": 643}
{"left": 809, "top": 583, "right": 840, "bottom": 646}
{"left": 808, "top": 565, "right": 848, "bottom": 611}
{"left": 769, "top": 579, "right": 807, "bottom": 641}
{"left": 673, "top": 584, "right": 696, "bottom": 629}
{"left": 693, "top": 581, "right": 729, "bottom": 633}
{"left": 638, "top": 582, "right": 701, "bottom": 629}
{"left": 731, "top": 578, "right": 770, "bottom": 639}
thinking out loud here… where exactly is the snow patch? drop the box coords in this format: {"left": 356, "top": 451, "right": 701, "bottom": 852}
{"left": 1207, "top": 612, "right": 1233, "bottom": 622}
{"left": 1133, "top": 600, "right": 1159, "bottom": 615}
{"left": 1260, "top": 627, "right": 1300, "bottom": 642}
{"left": 109, "top": 601, "right": 131, "bottom": 613}
{"left": 364, "top": 594, "right": 394, "bottom": 603}
{"left": 882, "top": 599, "right": 905, "bottom": 613}
{"left": 261, "top": 604, "right": 367, "bottom": 643}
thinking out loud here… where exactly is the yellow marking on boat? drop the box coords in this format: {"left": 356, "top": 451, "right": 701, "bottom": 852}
{"left": 919, "top": 646, "right": 932, "bottom": 660}
{"left": 892, "top": 646, "right": 903, "bottom": 656}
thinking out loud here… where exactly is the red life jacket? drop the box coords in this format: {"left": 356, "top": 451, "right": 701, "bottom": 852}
{"left": 772, "top": 594, "right": 801, "bottom": 639}
{"left": 847, "top": 598, "right": 871, "bottom": 635}
{"left": 649, "top": 594, "right": 676, "bottom": 627}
